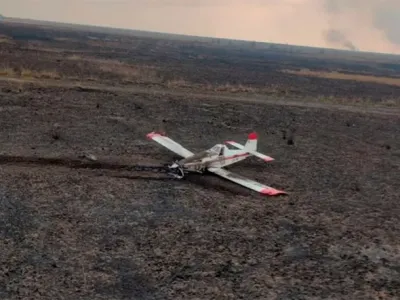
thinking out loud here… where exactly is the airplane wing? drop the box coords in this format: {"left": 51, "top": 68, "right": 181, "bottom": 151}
{"left": 146, "top": 131, "right": 194, "bottom": 158}
{"left": 208, "top": 167, "right": 286, "bottom": 196}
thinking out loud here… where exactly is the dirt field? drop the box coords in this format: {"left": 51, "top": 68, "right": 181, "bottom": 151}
{"left": 0, "top": 21, "right": 400, "bottom": 299}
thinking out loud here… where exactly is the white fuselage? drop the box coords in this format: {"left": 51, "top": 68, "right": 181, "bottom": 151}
{"left": 177, "top": 143, "right": 249, "bottom": 173}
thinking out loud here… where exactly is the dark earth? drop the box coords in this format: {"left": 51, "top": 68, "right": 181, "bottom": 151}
{"left": 0, "top": 20, "right": 399, "bottom": 299}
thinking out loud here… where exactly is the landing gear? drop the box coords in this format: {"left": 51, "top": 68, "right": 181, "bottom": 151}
{"left": 167, "top": 161, "right": 185, "bottom": 179}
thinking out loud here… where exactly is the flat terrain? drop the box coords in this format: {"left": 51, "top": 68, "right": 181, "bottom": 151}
{"left": 0, "top": 21, "right": 400, "bottom": 299}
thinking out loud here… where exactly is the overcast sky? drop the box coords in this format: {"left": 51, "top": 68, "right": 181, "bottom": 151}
{"left": 1, "top": 0, "right": 400, "bottom": 54}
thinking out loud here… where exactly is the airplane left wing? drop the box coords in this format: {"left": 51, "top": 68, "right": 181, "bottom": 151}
{"left": 208, "top": 167, "right": 287, "bottom": 196}
{"left": 146, "top": 131, "right": 194, "bottom": 158}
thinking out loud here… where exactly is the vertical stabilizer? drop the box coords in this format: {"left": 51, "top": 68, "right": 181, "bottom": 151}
{"left": 244, "top": 132, "right": 258, "bottom": 151}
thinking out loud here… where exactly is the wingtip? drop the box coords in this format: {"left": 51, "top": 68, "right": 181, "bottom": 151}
{"left": 146, "top": 131, "right": 166, "bottom": 139}
{"left": 260, "top": 188, "right": 287, "bottom": 196}
{"left": 263, "top": 157, "right": 274, "bottom": 162}
{"left": 146, "top": 131, "right": 160, "bottom": 139}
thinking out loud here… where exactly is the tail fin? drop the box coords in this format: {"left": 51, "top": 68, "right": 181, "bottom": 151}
{"left": 244, "top": 132, "right": 258, "bottom": 151}
{"left": 225, "top": 132, "right": 274, "bottom": 162}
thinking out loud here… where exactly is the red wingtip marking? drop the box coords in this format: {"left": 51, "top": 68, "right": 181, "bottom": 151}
{"left": 263, "top": 157, "right": 274, "bottom": 162}
{"left": 260, "top": 188, "right": 287, "bottom": 196}
{"left": 248, "top": 132, "right": 258, "bottom": 140}
{"left": 225, "top": 140, "right": 235, "bottom": 144}
{"left": 146, "top": 132, "right": 161, "bottom": 139}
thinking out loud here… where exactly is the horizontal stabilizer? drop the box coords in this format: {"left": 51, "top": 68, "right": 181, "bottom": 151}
{"left": 224, "top": 141, "right": 274, "bottom": 162}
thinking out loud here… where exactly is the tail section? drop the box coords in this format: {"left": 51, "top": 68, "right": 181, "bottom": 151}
{"left": 225, "top": 132, "right": 274, "bottom": 162}
{"left": 244, "top": 132, "right": 258, "bottom": 151}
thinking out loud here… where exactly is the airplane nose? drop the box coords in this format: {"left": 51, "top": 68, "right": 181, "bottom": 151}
{"left": 167, "top": 162, "right": 184, "bottom": 179}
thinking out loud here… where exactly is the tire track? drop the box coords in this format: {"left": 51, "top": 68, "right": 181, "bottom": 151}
{"left": 0, "top": 154, "right": 173, "bottom": 178}
{"left": 0, "top": 155, "right": 257, "bottom": 193}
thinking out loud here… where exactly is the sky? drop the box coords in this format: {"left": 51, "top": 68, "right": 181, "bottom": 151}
{"left": 1, "top": 0, "right": 400, "bottom": 54}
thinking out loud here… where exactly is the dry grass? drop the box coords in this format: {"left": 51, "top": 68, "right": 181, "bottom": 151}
{"left": 1, "top": 54, "right": 158, "bottom": 83}
{"left": 20, "top": 68, "right": 61, "bottom": 79}
{"left": 96, "top": 60, "right": 142, "bottom": 77}
{"left": 312, "top": 95, "right": 400, "bottom": 108}
{"left": 97, "top": 60, "right": 159, "bottom": 82}
{"left": 26, "top": 46, "right": 65, "bottom": 53}
{"left": 0, "top": 38, "right": 13, "bottom": 44}
{"left": 166, "top": 80, "right": 256, "bottom": 93}
{"left": 213, "top": 83, "right": 256, "bottom": 93}
{"left": 166, "top": 79, "right": 189, "bottom": 88}
{"left": 0, "top": 67, "right": 61, "bottom": 80}
{"left": 282, "top": 68, "right": 400, "bottom": 87}
{"left": 54, "top": 37, "right": 77, "bottom": 42}
{"left": 66, "top": 55, "right": 160, "bottom": 82}
{"left": 0, "top": 67, "right": 16, "bottom": 77}
{"left": 67, "top": 54, "right": 83, "bottom": 60}
{"left": 0, "top": 34, "right": 14, "bottom": 44}
{"left": 147, "top": 78, "right": 399, "bottom": 107}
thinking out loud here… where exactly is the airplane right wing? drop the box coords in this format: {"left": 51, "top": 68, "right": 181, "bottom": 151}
{"left": 146, "top": 132, "right": 194, "bottom": 158}
{"left": 208, "top": 167, "right": 287, "bottom": 196}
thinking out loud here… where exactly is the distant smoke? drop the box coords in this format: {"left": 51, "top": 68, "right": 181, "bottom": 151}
{"left": 322, "top": 0, "right": 400, "bottom": 47}
{"left": 323, "top": 29, "right": 357, "bottom": 51}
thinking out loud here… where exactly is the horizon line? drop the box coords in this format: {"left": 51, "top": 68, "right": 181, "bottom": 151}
{"left": 3, "top": 15, "right": 400, "bottom": 58}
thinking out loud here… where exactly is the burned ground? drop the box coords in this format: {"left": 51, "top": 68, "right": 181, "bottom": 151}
{"left": 0, "top": 21, "right": 399, "bottom": 299}
{"left": 2, "top": 21, "right": 400, "bottom": 104}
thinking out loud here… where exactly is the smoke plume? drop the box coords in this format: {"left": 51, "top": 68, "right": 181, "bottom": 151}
{"left": 323, "top": 29, "right": 357, "bottom": 51}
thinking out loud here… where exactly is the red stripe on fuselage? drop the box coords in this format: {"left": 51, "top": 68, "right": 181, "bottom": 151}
{"left": 223, "top": 152, "right": 249, "bottom": 161}
{"left": 206, "top": 152, "right": 249, "bottom": 165}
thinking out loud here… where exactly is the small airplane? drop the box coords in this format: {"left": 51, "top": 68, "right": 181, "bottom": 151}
{"left": 146, "top": 131, "right": 287, "bottom": 196}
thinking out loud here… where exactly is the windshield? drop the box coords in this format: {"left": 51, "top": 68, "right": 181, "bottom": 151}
{"left": 210, "top": 145, "right": 222, "bottom": 154}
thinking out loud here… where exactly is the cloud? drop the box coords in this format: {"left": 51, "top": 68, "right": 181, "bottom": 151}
{"left": 86, "top": 0, "right": 282, "bottom": 7}
{"left": 374, "top": 3, "right": 400, "bottom": 45}
{"left": 322, "top": 0, "right": 400, "bottom": 48}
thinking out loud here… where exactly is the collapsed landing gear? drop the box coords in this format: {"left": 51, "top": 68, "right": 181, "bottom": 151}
{"left": 167, "top": 161, "right": 185, "bottom": 179}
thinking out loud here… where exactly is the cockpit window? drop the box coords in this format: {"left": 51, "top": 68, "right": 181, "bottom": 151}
{"left": 210, "top": 145, "right": 221, "bottom": 153}
{"left": 211, "top": 145, "right": 224, "bottom": 155}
